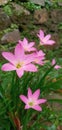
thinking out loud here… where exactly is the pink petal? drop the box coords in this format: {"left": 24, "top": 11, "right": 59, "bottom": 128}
{"left": 40, "top": 41, "right": 44, "bottom": 45}
{"left": 25, "top": 53, "right": 36, "bottom": 63}
{"left": 51, "top": 59, "right": 61, "bottom": 70}
{"left": 35, "top": 60, "right": 44, "bottom": 66}
{"left": 27, "top": 47, "right": 36, "bottom": 52}
{"left": 19, "top": 38, "right": 28, "bottom": 47}
{"left": 28, "top": 88, "right": 32, "bottom": 98}
{"left": 32, "top": 89, "right": 40, "bottom": 99}
{"left": 14, "top": 44, "right": 24, "bottom": 60}
{"left": 16, "top": 68, "right": 24, "bottom": 78}
{"left": 37, "top": 30, "right": 44, "bottom": 39}
{"left": 24, "top": 64, "right": 37, "bottom": 72}
{"left": 25, "top": 104, "right": 30, "bottom": 109}
{"left": 20, "top": 95, "right": 28, "bottom": 104}
{"left": 19, "top": 39, "right": 36, "bottom": 52}
{"left": 34, "top": 57, "right": 45, "bottom": 64}
{"left": 37, "top": 99, "right": 47, "bottom": 105}
{"left": 37, "top": 50, "right": 45, "bottom": 57}
{"left": 28, "top": 42, "right": 35, "bottom": 48}
{"left": 23, "top": 38, "right": 28, "bottom": 46}
{"left": 2, "top": 52, "right": 16, "bottom": 64}
{"left": 25, "top": 58, "right": 35, "bottom": 64}
{"left": 46, "top": 40, "right": 55, "bottom": 45}
{"left": 32, "top": 105, "right": 42, "bottom": 111}
{"left": 25, "top": 104, "right": 42, "bottom": 111}
{"left": 37, "top": 34, "right": 41, "bottom": 39}
{"left": 43, "top": 34, "right": 51, "bottom": 42}
{"left": 18, "top": 40, "right": 23, "bottom": 46}
{"left": 54, "top": 65, "right": 61, "bottom": 70}
{"left": 52, "top": 59, "right": 56, "bottom": 65}
{"left": 1, "top": 63, "right": 16, "bottom": 71}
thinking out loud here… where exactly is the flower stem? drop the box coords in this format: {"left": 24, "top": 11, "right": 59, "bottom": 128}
{"left": 36, "top": 65, "right": 55, "bottom": 88}
{"left": 11, "top": 72, "right": 20, "bottom": 111}
{"left": 23, "top": 110, "right": 30, "bottom": 130}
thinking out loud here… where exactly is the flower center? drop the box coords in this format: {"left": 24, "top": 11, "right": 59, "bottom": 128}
{"left": 34, "top": 59, "right": 39, "bottom": 63}
{"left": 40, "top": 41, "right": 43, "bottom": 45}
{"left": 24, "top": 46, "right": 28, "bottom": 51}
{"left": 29, "top": 101, "right": 34, "bottom": 106}
{"left": 16, "top": 62, "right": 24, "bottom": 69}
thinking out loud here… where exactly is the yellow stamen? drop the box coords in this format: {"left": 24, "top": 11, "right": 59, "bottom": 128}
{"left": 29, "top": 102, "right": 34, "bottom": 106}
{"left": 16, "top": 62, "right": 24, "bottom": 69}
{"left": 34, "top": 59, "right": 38, "bottom": 63}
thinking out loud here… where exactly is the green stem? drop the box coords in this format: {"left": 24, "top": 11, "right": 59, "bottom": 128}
{"left": 14, "top": 74, "right": 20, "bottom": 110}
{"left": 10, "top": 72, "right": 21, "bottom": 129}
{"left": 11, "top": 72, "right": 20, "bottom": 111}
{"left": 36, "top": 65, "right": 55, "bottom": 88}
{"left": 0, "top": 87, "right": 16, "bottom": 129}
{"left": 23, "top": 110, "right": 30, "bottom": 130}
{"left": 11, "top": 72, "right": 16, "bottom": 107}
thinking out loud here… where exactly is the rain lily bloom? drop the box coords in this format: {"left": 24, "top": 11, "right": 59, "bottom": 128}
{"left": 52, "top": 59, "right": 61, "bottom": 70}
{"left": 20, "top": 87, "right": 46, "bottom": 111}
{"left": 18, "top": 38, "right": 36, "bottom": 52}
{"left": 37, "top": 30, "right": 55, "bottom": 45}
{"left": 31, "top": 50, "right": 45, "bottom": 65}
{"left": 1, "top": 44, "right": 37, "bottom": 78}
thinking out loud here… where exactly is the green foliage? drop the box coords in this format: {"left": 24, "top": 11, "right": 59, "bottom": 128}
{"left": 3, "top": 24, "right": 18, "bottom": 34}
{"left": 0, "top": 0, "right": 62, "bottom": 129}
{"left": 21, "top": 2, "right": 41, "bottom": 12}
{"left": 58, "top": 22, "right": 62, "bottom": 30}
{"left": 0, "top": 57, "right": 62, "bottom": 129}
{"left": 3, "top": 5, "right": 13, "bottom": 16}
{"left": 45, "top": 0, "right": 62, "bottom": 9}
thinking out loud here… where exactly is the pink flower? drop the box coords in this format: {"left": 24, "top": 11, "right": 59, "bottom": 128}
{"left": 31, "top": 50, "right": 45, "bottom": 65}
{"left": 18, "top": 38, "right": 36, "bottom": 52}
{"left": 37, "top": 30, "right": 55, "bottom": 45}
{"left": 52, "top": 59, "right": 61, "bottom": 70}
{"left": 20, "top": 87, "right": 46, "bottom": 111}
{"left": 1, "top": 44, "right": 37, "bottom": 78}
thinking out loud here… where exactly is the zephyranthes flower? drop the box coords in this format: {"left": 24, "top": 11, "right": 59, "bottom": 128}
{"left": 37, "top": 30, "right": 55, "bottom": 45}
{"left": 25, "top": 50, "right": 45, "bottom": 65}
{"left": 1, "top": 44, "right": 37, "bottom": 78}
{"left": 33, "top": 50, "right": 45, "bottom": 65}
{"left": 20, "top": 87, "right": 46, "bottom": 111}
{"left": 52, "top": 59, "right": 61, "bottom": 70}
{"left": 18, "top": 38, "right": 36, "bottom": 52}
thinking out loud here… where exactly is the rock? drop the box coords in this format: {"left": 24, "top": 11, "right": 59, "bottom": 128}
{"left": 30, "top": 0, "right": 45, "bottom": 6}
{"left": 47, "top": 92, "right": 62, "bottom": 111}
{"left": 11, "top": 2, "right": 30, "bottom": 15}
{"left": 50, "top": 9, "right": 62, "bottom": 23}
{"left": 1, "top": 29, "right": 21, "bottom": 44}
{"left": 58, "top": 2, "right": 62, "bottom": 6}
{"left": 10, "top": 14, "right": 33, "bottom": 32}
{"left": 51, "top": 33, "right": 60, "bottom": 49}
{"left": 0, "top": 49, "right": 2, "bottom": 60}
{"left": 57, "top": 126, "right": 62, "bottom": 130}
{"left": 0, "top": 0, "right": 10, "bottom": 5}
{"left": 0, "top": 9, "right": 11, "bottom": 30}
{"left": 34, "top": 9, "right": 49, "bottom": 24}
{"left": 49, "top": 24, "right": 58, "bottom": 32}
